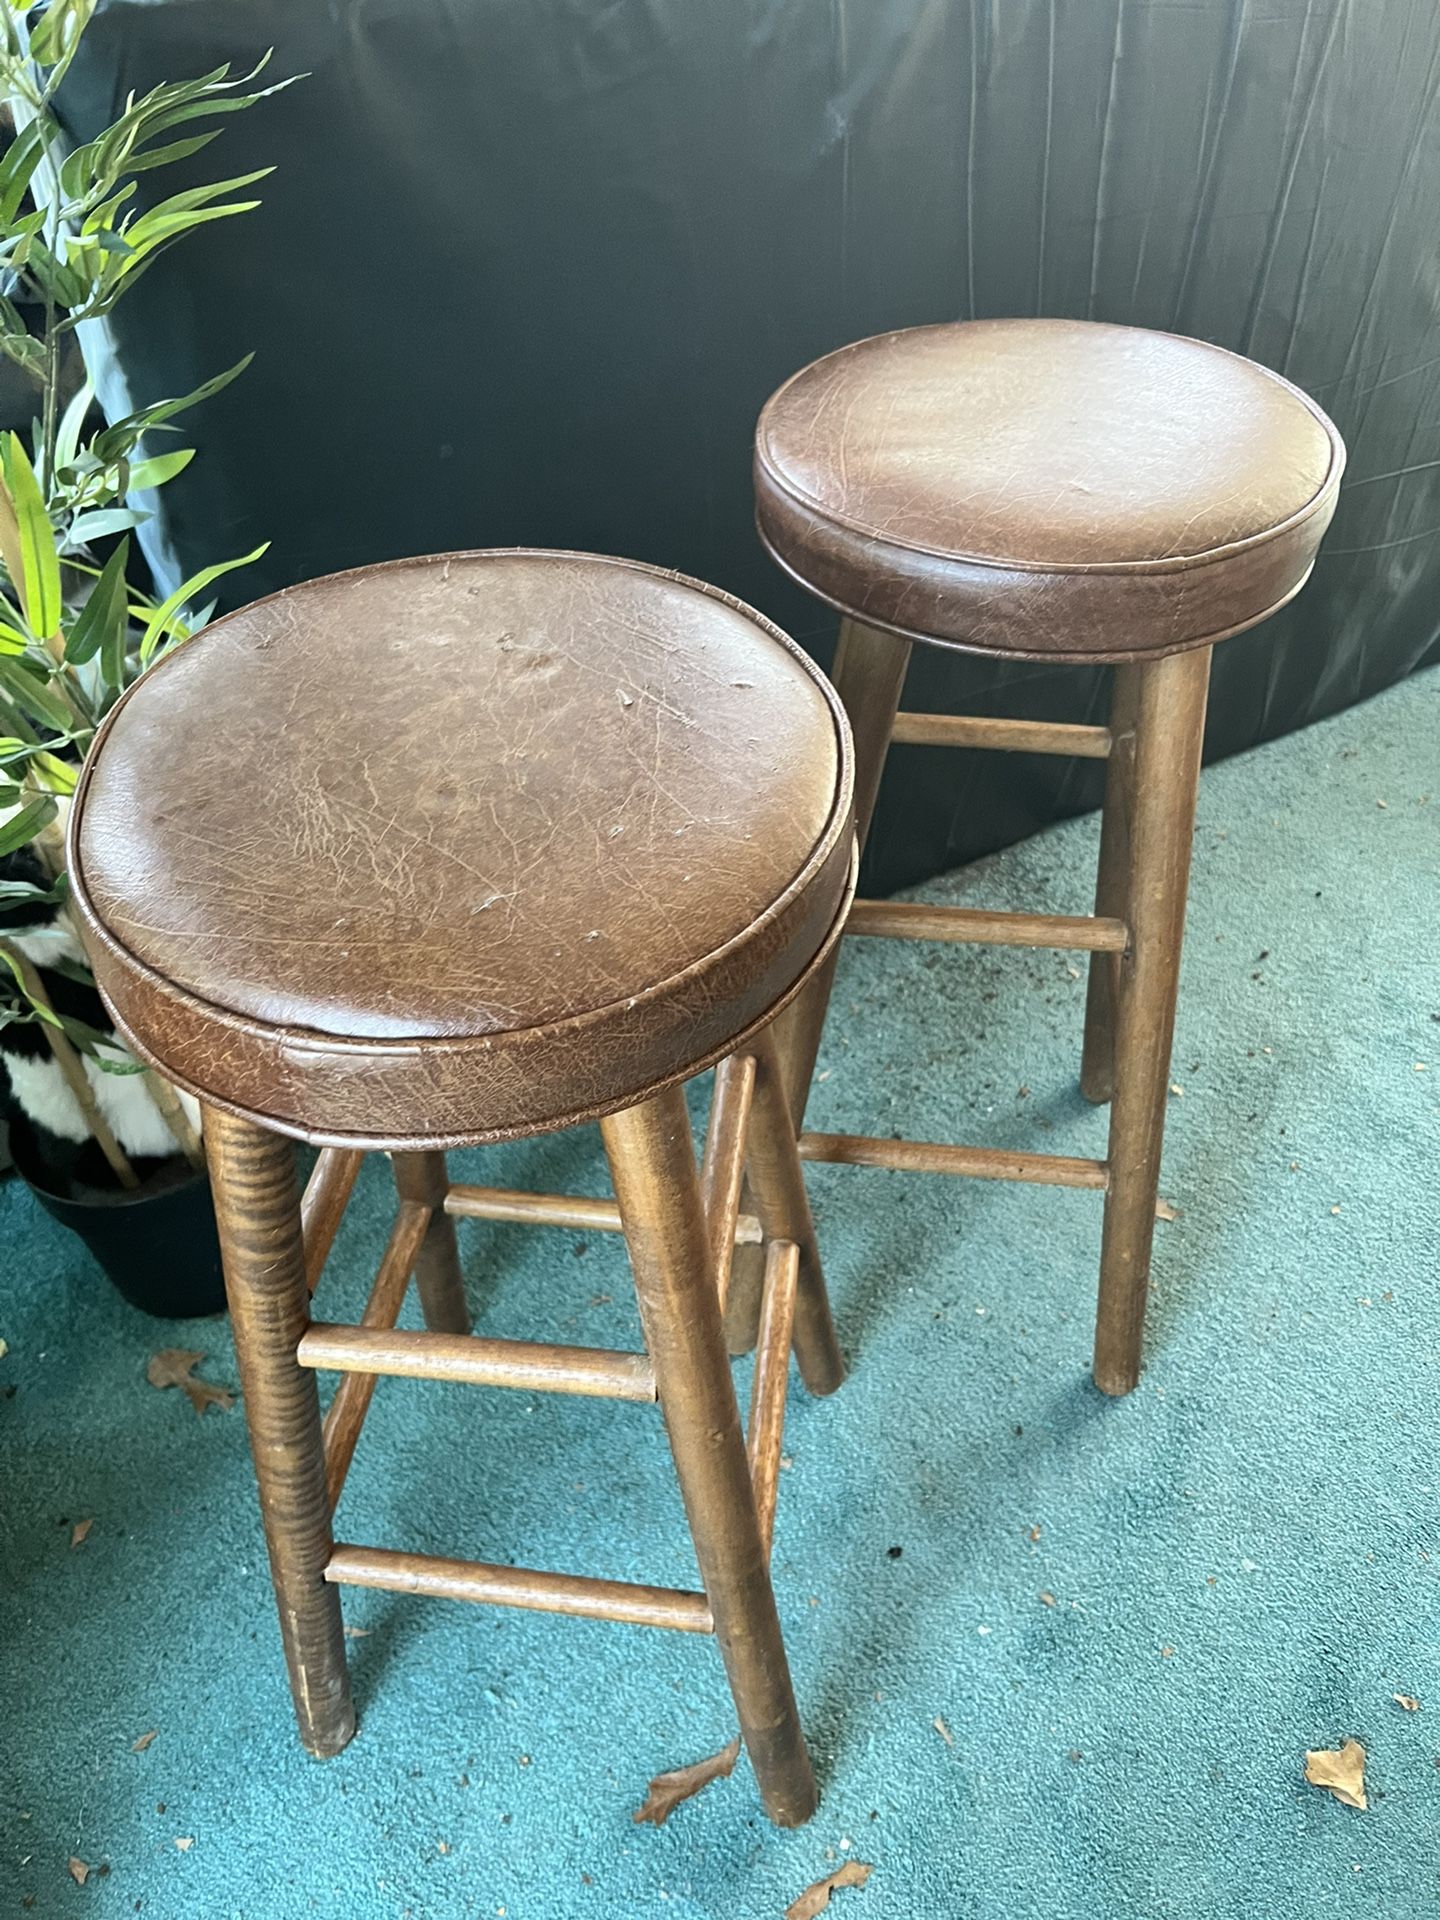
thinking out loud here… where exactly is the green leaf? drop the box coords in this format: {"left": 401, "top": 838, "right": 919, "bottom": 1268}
{"left": 128, "top": 447, "right": 193, "bottom": 491}
{"left": 54, "top": 378, "right": 93, "bottom": 473}
{"left": 123, "top": 167, "right": 272, "bottom": 239}
{"left": 0, "top": 793, "right": 57, "bottom": 857}
{"left": 64, "top": 536, "right": 129, "bottom": 665}
{"left": 91, "top": 354, "right": 253, "bottom": 462}
{"left": 140, "top": 543, "right": 267, "bottom": 661}
{"left": 64, "top": 1023, "right": 147, "bottom": 1072}
{"left": 0, "top": 122, "right": 43, "bottom": 225}
{"left": 0, "top": 433, "right": 60, "bottom": 637}
{"left": 66, "top": 508, "right": 147, "bottom": 545}
{"left": 24, "top": 234, "right": 91, "bottom": 309}
{"left": 29, "top": 0, "right": 98, "bottom": 67}
{"left": 0, "top": 871, "right": 68, "bottom": 908}
{"left": 126, "top": 130, "right": 221, "bottom": 174}
{"left": 0, "top": 655, "right": 75, "bottom": 731}
{"left": 0, "top": 329, "right": 44, "bottom": 378}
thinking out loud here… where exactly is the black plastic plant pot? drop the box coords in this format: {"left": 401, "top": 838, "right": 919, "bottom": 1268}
{"left": 9, "top": 1112, "right": 228, "bottom": 1319}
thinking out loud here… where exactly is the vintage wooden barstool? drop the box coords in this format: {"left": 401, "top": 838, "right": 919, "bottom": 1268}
{"left": 745, "top": 318, "right": 1344, "bottom": 1395}
{"left": 66, "top": 550, "right": 856, "bottom": 1828}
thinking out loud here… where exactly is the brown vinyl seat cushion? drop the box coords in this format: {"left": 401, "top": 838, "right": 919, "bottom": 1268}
{"left": 68, "top": 551, "right": 855, "bottom": 1149}
{"left": 755, "top": 319, "right": 1344, "bottom": 664}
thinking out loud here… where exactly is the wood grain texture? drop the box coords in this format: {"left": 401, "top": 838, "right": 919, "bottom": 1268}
{"left": 603, "top": 1087, "right": 817, "bottom": 1828}
{"left": 206, "top": 1105, "right": 354, "bottom": 1757}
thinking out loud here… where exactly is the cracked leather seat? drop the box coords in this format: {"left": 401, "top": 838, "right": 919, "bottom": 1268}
{"left": 68, "top": 549, "right": 855, "bottom": 1148}
{"left": 755, "top": 318, "right": 1344, "bottom": 663}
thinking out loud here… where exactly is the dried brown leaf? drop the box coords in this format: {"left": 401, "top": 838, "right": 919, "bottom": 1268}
{"left": 146, "top": 1350, "right": 234, "bottom": 1417}
{"left": 785, "top": 1861, "right": 873, "bottom": 1920}
{"left": 131, "top": 1731, "right": 157, "bottom": 1753}
{"left": 1305, "top": 1739, "right": 1367, "bottom": 1809}
{"left": 67, "top": 1859, "right": 89, "bottom": 1886}
{"left": 1392, "top": 1693, "right": 1421, "bottom": 1712}
{"left": 70, "top": 1518, "right": 93, "bottom": 1549}
{"left": 632, "top": 1738, "right": 741, "bottom": 1827}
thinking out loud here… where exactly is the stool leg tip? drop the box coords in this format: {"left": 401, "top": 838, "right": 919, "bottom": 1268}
{"left": 301, "top": 1704, "right": 358, "bottom": 1760}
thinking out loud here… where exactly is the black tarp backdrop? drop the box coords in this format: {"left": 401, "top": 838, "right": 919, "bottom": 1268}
{"left": 57, "top": 0, "right": 1440, "bottom": 894}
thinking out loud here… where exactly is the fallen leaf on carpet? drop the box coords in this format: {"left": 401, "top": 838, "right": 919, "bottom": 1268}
{"left": 933, "top": 1716, "right": 953, "bottom": 1745}
{"left": 174, "top": 1836, "right": 194, "bottom": 1851}
{"left": 131, "top": 1731, "right": 157, "bottom": 1753}
{"left": 1305, "top": 1740, "right": 1367, "bottom": 1809}
{"left": 146, "top": 1350, "right": 234, "bottom": 1417}
{"left": 1040, "top": 1592, "right": 1056, "bottom": 1607}
{"left": 67, "top": 1859, "right": 89, "bottom": 1886}
{"left": 70, "top": 1519, "right": 93, "bottom": 1549}
{"left": 1392, "top": 1694, "right": 1421, "bottom": 1712}
{"left": 1155, "top": 1198, "right": 1182, "bottom": 1222}
{"left": 632, "top": 1739, "right": 741, "bottom": 1826}
{"left": 1028, "top": 1525, "right": 1041, "bottom": 1543}
{"left": 785, "top": 1860, "right": 872, "bottom": 1920}
{"left": 343, "top": 1626, "right": 370, "bottom": 1639}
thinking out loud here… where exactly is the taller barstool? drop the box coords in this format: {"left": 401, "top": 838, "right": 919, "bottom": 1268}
{"left": 743, "top": 319, "right": 1343, "bottom": 1394}
{"left": 67, "top": 550, "right": 855, "bottom": 1827}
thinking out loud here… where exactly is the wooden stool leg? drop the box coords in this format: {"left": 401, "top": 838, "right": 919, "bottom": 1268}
{"left": 725, "top": 617, "right": 912, "bottom": 1353}
{"left": 1081, "top": 664, "right": 1142, "bottom": 1103}
{"left": 206, "top": 1105, "right": 355, "bottom": 1757}
{"left": 391, "top": 1151, "right": 470, "bottom": 1334}
{"left": 745, "top": 1027, "right": 845, "bottom": 1396}
{"left": 1093, "top": 648, "right": 1212, "bottom": 1397}
{"left": 602, "top": 1087, "right": 818, "bottom": 1828}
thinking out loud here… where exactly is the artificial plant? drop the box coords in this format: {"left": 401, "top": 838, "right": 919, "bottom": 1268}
{"left": 0, "top": 0, "right": 288, "bottom": 1182}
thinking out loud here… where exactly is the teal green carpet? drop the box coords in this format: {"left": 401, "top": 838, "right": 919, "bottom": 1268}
{"left": 3, "top": 668, "right": 1438, "bottom": 1918}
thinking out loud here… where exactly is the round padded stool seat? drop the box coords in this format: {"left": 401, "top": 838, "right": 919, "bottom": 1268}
{"left": 68, "top": 551, "right": 854, "bottom": 1148}
{"left": 755, "top": 319, "right": 1344, "bottom": 664}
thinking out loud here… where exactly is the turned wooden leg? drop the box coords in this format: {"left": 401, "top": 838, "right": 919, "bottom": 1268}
{"left": 207, "top": 1105, "right": 355, "bottom": 1757}
{"left": 391, "top": 1151, "right": 470, "bottom": 1333}
{"left": 1081, "top": 664, "right": 1142, "bottom": 1103}
{"left": 1093, "top": 648, "right": 1212, "bottom": 1396}
{"left": 744, "top": 1027, "right": 845, "bottom": 1396}
{"left": 602, "top": 1087, "right": 817, "bottom": 1828}
{"left": 725, "top": 617, "right": 912, "bottom": 1354}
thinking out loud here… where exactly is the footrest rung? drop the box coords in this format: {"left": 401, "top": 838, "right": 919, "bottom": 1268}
{"left": 798, "top": 1132, "right": 1109, "bottom": 1191}
{"left": 299, "top": 1323, "right": 657, "bottom": 1402}
{"left": 326, "top": 1543, "right": 713, "bottom": 1633}
{"left": 890, "top": 711, "right": 1112, "bottom": 758}
{"left": 445, "top": 1182, "right": 762, "bottom": 1245}
{"left": 848, "top": 900, "right": 1127, "bottom": 952}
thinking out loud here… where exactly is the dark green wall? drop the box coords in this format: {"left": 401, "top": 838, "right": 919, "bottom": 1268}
{"left": 62, "top": 0, "right": 1440, "bottom": 892}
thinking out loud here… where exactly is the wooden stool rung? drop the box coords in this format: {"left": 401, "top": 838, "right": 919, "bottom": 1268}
{"left": 700, "top": 1051, "right": 758, "bottom": 1313}
{"left": 848, "top": 900, "right": 1128, "bottom": 952}
{"left": 444, "top": 1181, "right": 763, "bottom": 1246}
{"left": 301, "top": 1146, "right": 365, "bottom": 1293}
{"left": 319, "top": 1198, "right": 434, "bottom": 1505}
{"left": 798, "top": 1131, "right": 1110, "bottom": 1190}
{"left": 325, "top": 1543, "right": 714, "bottom": 1634}
{"left": 890, "top": 711, "right": 1113, "bottom": 758}
{"left": 746, "top": 1240, "right": 799, "bottom": 1555}
{"left": 300, "top": 1322, "right": 658, "bottom": 1403}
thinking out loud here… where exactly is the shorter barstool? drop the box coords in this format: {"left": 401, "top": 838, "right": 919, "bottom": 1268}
{"left": 747, "top": 319, "right": 1344, "bottom": 1394}
{"left": 67, "top": 550, "right": 856, "bottom": 1827}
